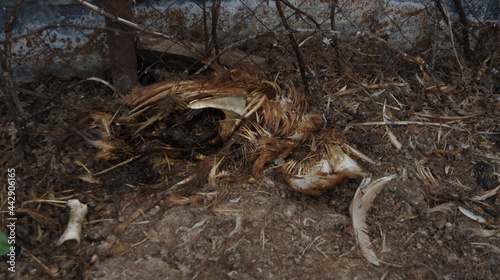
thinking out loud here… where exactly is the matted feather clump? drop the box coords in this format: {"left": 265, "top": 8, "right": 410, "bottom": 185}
{"left": 82, "top": 65, "right": 396, "bottom": 265}
{"left": 122, "top": 66, "right": 370, "bottom": 194}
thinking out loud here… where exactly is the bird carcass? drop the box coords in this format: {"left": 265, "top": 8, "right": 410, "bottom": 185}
{"left": 85, "top": 66, "right": 375, "bottom": 194}
{"left": 80, "top": 65, "right": 392, "bottom": 265}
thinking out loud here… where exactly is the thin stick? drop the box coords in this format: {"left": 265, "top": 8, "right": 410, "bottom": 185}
{"left": 280, "top": 0, "right": 321, "bottom": 29}
{"left": 350, "top": 121, "right": 464, "bottom": 130}
{"left": 76, "top": 0, "right": 157, "bottom": 35}
{"left": 202, "top": 0, "right": 209, "bottom": 55}
{"left": 452, "top": 0, "right": 472, "bottom": 62}
{"left": 330, "top": 0, "right": 343, "bottom": 72}
{"left": 194, "top": 28, "right": 341, "bottom": 75}
{"left": 93, "top": 156, "right": 138, "bottom": 176}
{"left": 113, "top": 191, "right": 168, "bottom": 235}
{"left": 2, "top": 0, "right": 25, "bottom": 116}
{"left": 443, "top": 4, "right": 464, "bottom": 75}
{"left": 210, "top": 0, "right": 221, "bottom": 63}
{"left": 275, "top": 0, "right": 309, "bottom": 93}
{"left": 87, "top": 77, "right": 120, "bottom": 97}
{"left": 20, "top": 199, "right": 68, "bottom": 207}
{"left": 23, "top": 247, "right": 59, "bottom": 277}
{"left": 323, "top": 82, "right": 407, "bottom": 97}
{"left": 414, "top": 111, "right": 483, "bottom": 120}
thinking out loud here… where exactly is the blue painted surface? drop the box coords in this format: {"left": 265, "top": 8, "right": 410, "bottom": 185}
{"left": 0, "top": 0, "right": 497, "bottom": 82}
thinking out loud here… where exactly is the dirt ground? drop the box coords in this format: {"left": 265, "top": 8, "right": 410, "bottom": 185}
{"left": 1, "top": 36, "right": 499, "bottom": 279}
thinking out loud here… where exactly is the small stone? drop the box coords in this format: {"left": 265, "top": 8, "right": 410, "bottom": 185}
{"left": 283, "top": 203, "right": 298, "bottom": 218}
{"left": 48, "top": 266, "right": 60, "bottom": 277}
{"left": 435, "top": 216, "right": 447, "bottom": 230}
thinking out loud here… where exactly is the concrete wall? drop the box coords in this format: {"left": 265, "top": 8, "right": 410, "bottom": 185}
{"left": 0, "top": 0, "right": 498, "bottom": 82}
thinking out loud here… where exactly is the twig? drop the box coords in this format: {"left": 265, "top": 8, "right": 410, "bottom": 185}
{"left": 414, "top": 111, "right": 483, "bottom": 120}
{"left": 75, "top": 0, "right": 158, "bottom": 36}
{"left": 330, "top": 0, "right": 343, "bottom": 72}
{"left": 280, "top": 0, "right": 321, "bottom": 29}
{"left": 196, "top": 28, "right": 419, "bottom": 79}
{"left": 194, "top": 28, "right": 342, "bottom": 75}
{"left": 323, "top": 82, "right": 407, "bottom": 97}
{"left": 20, "top": 199, "right": 68, "bottom": 208}
{"left": 350, "top": 120, "right": 466, "bottom": 131}
{"left": 210, "top": 0, "right": 221, "bottom": 63}
{"left": 23, "top": 247, "right": 59, "bottom": 277}
{"left": 93, "top": 156, "right": 138, "bottom": 176}
{"left": 430, "top": 3, "right": 440, "bottom": 71}
{"left": 302, "top": 235, "right": 325, "bottom": 256}
{"left": 1, "top": 0, "right": 34, "bottom": 157}
{"left": 113, "top": 190, "right": 170, "bottom": 235}
{"left": 442, "top": 4, "right": 464, "bottom": 75}
{"left": 2, "top": 0, "right": 24, "bottom": 116}
{"left": 275, "top": 0, "right": 309, "bottom": 93}
{"left": 86, "top": 77, "right": 120, "bottom": 97}
{"left": 433, "top": 0, "right": 462, "bottom": 44}
{"left": 432, "top": 0, "right": 478, "bottom": 69}
{"left": 202, "top": 0, "right": 209, "bottom": 56}
{"left": 452, "top": 0, "right": 472, "bottom": 62}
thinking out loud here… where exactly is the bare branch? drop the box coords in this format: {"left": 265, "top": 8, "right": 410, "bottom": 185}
{"left": 275, "top": 0, "right": 309, "bottom": 93}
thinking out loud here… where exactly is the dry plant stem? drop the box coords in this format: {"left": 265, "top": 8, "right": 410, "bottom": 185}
{"left": 14, "top": 87, "right": 50, "bottom": 99}
{"left": 0, "top": 86, "right": 16, "bottom": 121}
{"left": 433, "top": 0, "right": 461, "bottom": 44}
{"left": 452, "top": 0, "right": 472, "bottom": 62}
{"left": 443, "top": 4, "right": 464, "bottom": 75}
{"left": 414, "top": 111, "right": 483, "bottom": 120}
{"left": 23, "top": 248, "right": 59, "bottom": 277}
{"left": 430, "top": 11, "right": 439, "bottom": 71}
{"left": 280, "top": 0, "right": 321, "bottom": 28}
{"left": 210, "top": 0, "right": 221, "bottom": 63}
{"left": 194, "top": 29, "right": 341, "bottom": 75}
{"left": 75, "top": 0, "right": 154, "bottom": 35}
{"left": 2, "top": 0, "right": 34, "bottom": 156}
{"left": 275, "top": 0, "right": 309, "bottom": 93}
{"left": 432, "top": 0, "right": 492, "bottom": 59}
{"left": 202, "top": 0, "right": 209, "bottom": 55}
{"left": 2, "top": 0, "right": 24, "bottom": 116}
{"left": 113, "top": 192, "right": 166, "bottom": 235}
{"left": 93, "top": 156, "right": 138, "bottom": 176}
{"left": 86, "top": 77, "right": 120, "bottom": 97}
{"left": 351, "top": 121, "right": 465, "bottom": 131}
{"left": 330, "top": 0, "right": 343, "bottom": 72}
{"left": 323, "top": 82, "right": 406, "bottom": 97}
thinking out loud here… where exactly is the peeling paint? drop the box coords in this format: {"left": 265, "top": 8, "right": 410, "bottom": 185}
{"left": 0, "top": 0, "right": 498, "bottom": 82}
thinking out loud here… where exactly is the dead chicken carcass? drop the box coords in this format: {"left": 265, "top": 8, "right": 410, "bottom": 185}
{"left": 85, "top": 65, "right": 387, "bottom": 264}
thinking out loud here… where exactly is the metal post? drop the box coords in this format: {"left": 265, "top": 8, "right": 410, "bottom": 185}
{"left": 102, "top": 0, "right": 137, "bottom": 94}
